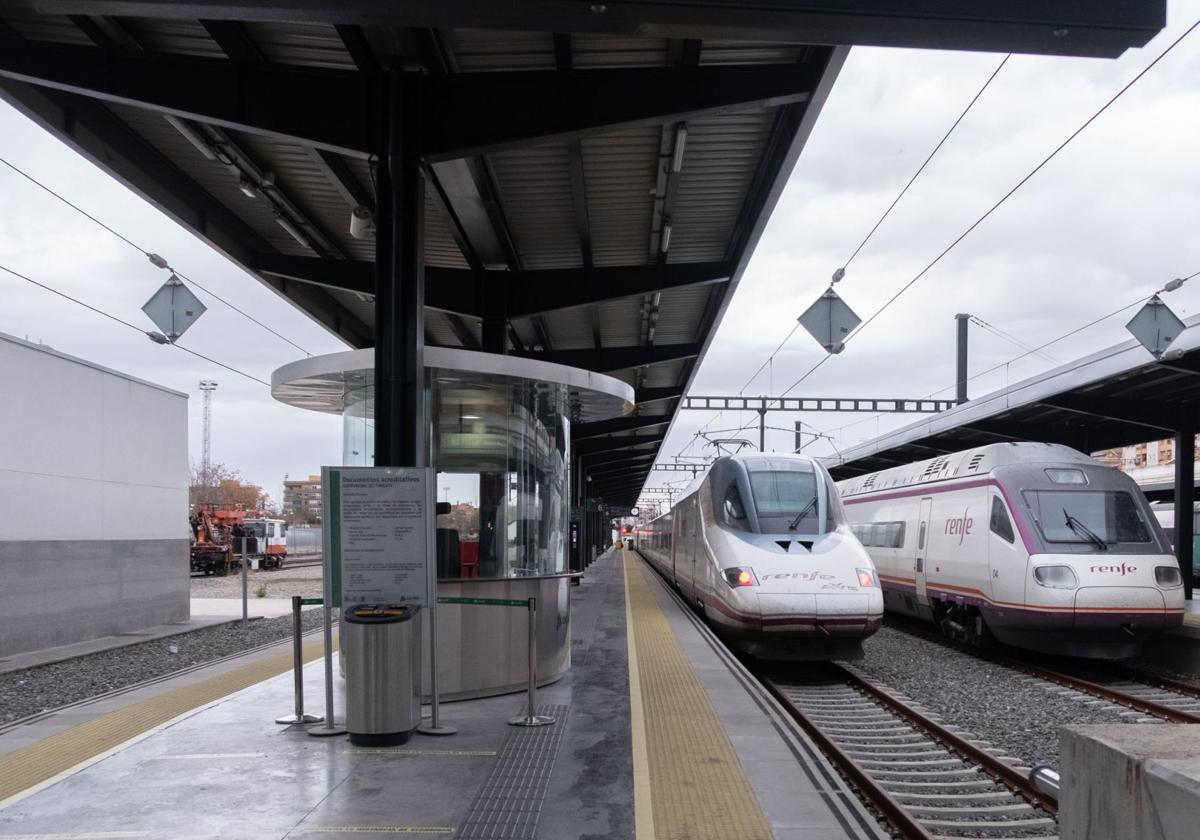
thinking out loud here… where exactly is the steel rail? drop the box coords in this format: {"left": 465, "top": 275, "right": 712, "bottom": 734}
{"left": 1008, "top": 660, "right": 1200, "bottom": 725}
{"left": 1109, "top": 663, "right": 1200, "bottom": 701}
{"left": 836, "top": 663, "right": 1059, "bottom": 815}
{"left": 884, "top": 617, "right": 1200, "bottom": 725}
{"left": 760, "top": 672, "right": 939, "bottom": 840}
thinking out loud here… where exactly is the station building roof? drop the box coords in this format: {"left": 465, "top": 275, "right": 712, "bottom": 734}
{"left": 826, "top": 310, "right": 1200, "bottom": 481}
{"left": 0, "top": 1, "right": 1166, "bottom": 508}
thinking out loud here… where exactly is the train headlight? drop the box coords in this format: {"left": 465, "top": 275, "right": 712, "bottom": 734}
{"left": 856, "top": 568, "right": 878, "bottom": 588}
{"left": 723, "top": 567, "right": 758, "bottom": 588}
{"left": 1033, "top": 565, "right": 1078, "bottom": 589}
{"left": 1155, "top": 565, "right": 1183, "bottom": 587}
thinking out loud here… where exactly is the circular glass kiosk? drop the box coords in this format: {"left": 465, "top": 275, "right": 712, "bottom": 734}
{"left": 272, "top": 347, "right": 633, "bottom": 700}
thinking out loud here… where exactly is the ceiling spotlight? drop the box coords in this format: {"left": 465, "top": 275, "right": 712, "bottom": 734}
{"left": 238, "top": 176, "right": 260, "bottom": 199}
{"left": 350, "top": 205, "right": 376, "bottom": 239}
{"left": 659, "top": 222, "right": 672, "bottom": 254}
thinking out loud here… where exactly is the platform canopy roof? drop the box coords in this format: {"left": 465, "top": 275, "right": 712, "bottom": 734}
{"left": 826, "top": 310, "right": 1200, "bottom": 481}
{"left": 0, "top": 1, "right": 1166, "bottom": 508}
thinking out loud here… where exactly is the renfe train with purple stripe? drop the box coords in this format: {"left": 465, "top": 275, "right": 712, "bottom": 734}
{"left": 837, "top": 442, "right": 1185, "bottom": 659}
{"left": 637, "top": 453, "right": 883, "bottom": 660}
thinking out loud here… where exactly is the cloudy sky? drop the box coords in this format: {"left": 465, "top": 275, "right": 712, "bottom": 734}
{"left": 2, "top": 6, "right": 1199, "bottom": 508}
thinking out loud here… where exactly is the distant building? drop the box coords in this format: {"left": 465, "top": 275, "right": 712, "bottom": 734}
{"left": 1096, "top": 437, "right": 1200, "bottom": 486}
{"left": 0, "top": 333, "right": 188, "bottom": 657}
{"left": 283, "top": 474, "right": 322, "bottom": 524}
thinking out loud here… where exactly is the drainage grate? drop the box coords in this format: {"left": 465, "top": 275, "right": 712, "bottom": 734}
{"left": 456, "top": 703, "right": 570, "bottom": 839}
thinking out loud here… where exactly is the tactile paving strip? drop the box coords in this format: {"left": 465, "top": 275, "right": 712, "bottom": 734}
{"left": 454, "top": 703, "right": 570, "bottom": 840}
{"left": 0, "top": 636, "right": 327, "bottom": 804}
{"left": 624, "top": 554, "right": 774, "bottom": 840}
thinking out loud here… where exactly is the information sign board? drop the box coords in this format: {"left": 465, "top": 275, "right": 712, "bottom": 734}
{"left": 322, "top": 466, "right": 435, "bottom": 608}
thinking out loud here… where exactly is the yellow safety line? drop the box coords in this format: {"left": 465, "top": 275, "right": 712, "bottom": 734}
{"left": 623, "top": 551, "right": 656, "bottom": 840}
{"left": 622, "top": 550, "right": 773, "bottom": 840}
{"left": 0, "top": 636, "right": 327, "bottom": 805}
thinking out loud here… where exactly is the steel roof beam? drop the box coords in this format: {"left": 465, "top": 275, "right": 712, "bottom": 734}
{"left": 0, "top": 36, "right": 822, "bottom": 158}
{"left": 576, "top": 433, "right": 666, "bottom": 456}
{"left": 586, "top": 460, "right": 657, "bottom": 478}
{"left": 506, "top": 263, "right": 729, "bottom": 317}
{"left": 35, "top": 1, "right": 1164, "bottom": 58}
{"left": 250, "top": 254, "right": 727, "bottom": 318}
{"left": 0, "top": 35, "right": 371, "bottom": 156}
{"left": 636, "top": 386, "right": 685, "bottom": 406}
{"left": 307, "top": 147, "right": 374, "bottom": 212}
{"left": 68, "top": 15, "right": 142, "bottom": 51}
{"left": 574, "top": 416, "right": 672, "bottom": 440}
{"left": 1039, "top": 394, "right": 1175, "bottom": 433}
{"left": 200, "top": 19, "right": 268, "bottom": 64}
{"left": 520, "top": 343, "right": 700, "bottom": 373}
{"left": 421, "top": 64, "right": 820, "bottom": 161}
{"left": 582, "top": 449, "right": 660, "bottom": 467}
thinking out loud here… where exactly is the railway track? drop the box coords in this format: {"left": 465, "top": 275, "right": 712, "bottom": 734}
{"left": 764, "top": 663, "right": 1058, "bottom": 840}
{"left": 885, "top": 618, "right": 1200, "bottom": 725}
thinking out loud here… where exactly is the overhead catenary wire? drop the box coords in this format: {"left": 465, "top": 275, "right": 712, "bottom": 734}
{"left": 772, "top": 16, "right": 1200, "bottom": 404}
{"left": 0, "top": 262, "right": 272, "bottom": 387}
{"left": 734, "top": 53, "right": 1011, "bottom": 398}
{"left": 969, "top": 315, "right": 1059, "bottom": 364}
{"left": 814, "top": 268, "right": 1200, "bottom": 454}
{"left": 0, "top": 156, "right": 312, "bottom": 357}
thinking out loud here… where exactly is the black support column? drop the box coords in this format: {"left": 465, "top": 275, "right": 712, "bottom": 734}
{"left": 375, "top": 67, "right": 426, "bottom": 468}
{"left": 955, "top": 313, "right": 969, "bottom": 404}
{"left": 481, "top": 274, "right": 508, "bottom": 354}
{"left": 1175, "top": 405, "right": 1195, "bottom": 600}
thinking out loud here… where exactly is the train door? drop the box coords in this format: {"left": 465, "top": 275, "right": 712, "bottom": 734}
{"left": 915, "top": 497, "right": 933, "bottom": 605}
{"left": 677, "top": 501, "right": 696, "bottom": 597}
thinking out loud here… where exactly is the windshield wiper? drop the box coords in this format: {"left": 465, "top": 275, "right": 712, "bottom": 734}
{"left": 1063, "top": 508, "right": 1107, "bottom": 551}
{"left": 788, "top": 497, "right": 818, "bottom": 531}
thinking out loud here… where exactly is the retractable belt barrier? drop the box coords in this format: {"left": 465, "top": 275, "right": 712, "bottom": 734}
{"left": 278, "top": 595, "right": 555, "bottom": 729}
{"left": 437, "top": 596, "right": 555, "bottom": 727}
{"left": 276, "top": 596, "right": 325, "bottom": 726}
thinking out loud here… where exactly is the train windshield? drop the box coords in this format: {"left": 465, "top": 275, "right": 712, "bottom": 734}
{"left": 1023, "top": 490, "right": 1151, "bottom": 546}
{"left": 748, "top": 468, "right": 820, "bottom": 532}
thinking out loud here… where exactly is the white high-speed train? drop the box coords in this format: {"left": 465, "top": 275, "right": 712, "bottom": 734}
{"left": 837, "top": 442, "right": 1185, "bottom": 659}
{"left": 637, "top": 453, "right": 883, "bottom": 660}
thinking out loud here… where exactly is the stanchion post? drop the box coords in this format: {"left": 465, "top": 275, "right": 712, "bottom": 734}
{"left": 509, "top": 597, "right": 555, "bottom": 727}
{"left": 277, "top": 596, "right": 324, "bottom": 725}
{"left": 418, "top": 601, "right": 456, "bottom": 735}
{"left": 240, "top": 537, "right": 248, "bottom": 629}
{"left": 310, "top": 551, "right": 346, "bottom": 737}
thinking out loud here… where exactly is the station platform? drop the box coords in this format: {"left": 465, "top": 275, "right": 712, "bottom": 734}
{"left": 0, "top": 550, "right": 885, "bottom": 840}
{"left": 1183, "top": 596, "right": 1200, "bottom": 627}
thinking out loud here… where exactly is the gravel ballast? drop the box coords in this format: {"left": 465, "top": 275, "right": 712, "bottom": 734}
{"left": 190, "top": 559, "right": 323, "bottom": 599}
{"left": 847, "top": 626, "right": 1135, "bottom": 768}
{"left": 0, "top": 608, "right": 328, "bottom": 726}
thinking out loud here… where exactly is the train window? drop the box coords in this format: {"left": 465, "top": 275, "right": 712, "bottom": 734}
{"left": 918, "top": 521, "right": 927, "bottom": 550}
{"left": 990, "top": 497, "right": 1015, "bottom": 544}
{"left": 1023, "top": 490, "right": 1151, "bottom": 545}
{"left": 723, "top": 488, "right": 749, "bottom": 531}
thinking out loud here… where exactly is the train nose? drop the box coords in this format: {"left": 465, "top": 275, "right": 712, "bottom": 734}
{"left": 756, "top": 592, "right": 882, "bottom": 636}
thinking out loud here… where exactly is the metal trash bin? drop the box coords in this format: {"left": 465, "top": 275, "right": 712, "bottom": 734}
{"left": 342, "top": 604, "right": 422, "bottom": 746}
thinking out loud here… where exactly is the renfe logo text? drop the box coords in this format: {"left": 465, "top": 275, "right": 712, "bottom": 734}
{"left": 944, "top": 508, "right": 973, "bottom": 545}
{"left": 1090, "top": 563, "right": 1138, "bottom": 575}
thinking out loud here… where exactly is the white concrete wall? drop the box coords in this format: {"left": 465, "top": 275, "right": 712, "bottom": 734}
{"left": 0, "top": 334, "right": 189, "bottom": 656}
